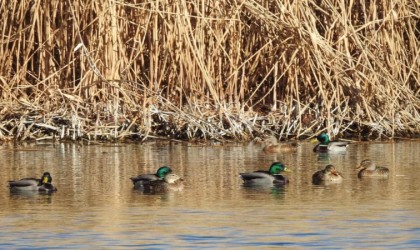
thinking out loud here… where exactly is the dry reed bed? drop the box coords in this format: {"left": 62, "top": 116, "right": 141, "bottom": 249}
{"left": 0, "top": 1, "right": 419, "bottom": 142}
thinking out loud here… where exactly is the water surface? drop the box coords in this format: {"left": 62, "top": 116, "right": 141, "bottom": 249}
{"left": 0, "top": 140, "right": 419, "bottom": 249}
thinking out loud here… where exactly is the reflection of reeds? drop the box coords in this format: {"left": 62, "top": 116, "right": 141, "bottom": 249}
{"left": 0, "top": 1, "right": 418, "bottom": 141}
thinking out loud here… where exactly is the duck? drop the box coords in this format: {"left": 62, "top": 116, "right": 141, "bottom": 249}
{"left": 313, "top": 133, "right": 348, "bottom": 153}
{"left": 240, "top": 162, "right": 291, "bottom": 186}
{"left": 8, "top": 172, "right": 57, "bottom": 192}
{"left": 142, "top": 173, "right": 184, "bottom": 193}
{"left": 357, "top": 159, "right": 389, "bottom": 178}
{"left": 312, "top": 165, "right": 343, "bottom": 184}
{"left": 262, "top": 136, "right": 298, "bottom": 153}
{"left": 130, "top": 166, "right": 173, "bottom": 189}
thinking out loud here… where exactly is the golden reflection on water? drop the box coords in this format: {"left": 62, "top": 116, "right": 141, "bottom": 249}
{"left": 0, "top": 140, "right": 419, "bottom": 248}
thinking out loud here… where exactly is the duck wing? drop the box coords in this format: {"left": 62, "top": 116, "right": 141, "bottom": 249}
{"left": 239, "top": 171, "right": 270, "bottom": 181}
{"left": 376, "top": 167, "right": 390, "bottom": 174}
{"left": 331, "top": 141, "right": 348, "bottom": 147}
{"left": 130, "top": 174, "right": 159, "bottom": 184}
{"left": 8, "top": 178, "right": 39, "bottom": 188}
{"left": 311, "top": 170, "right": 324, "bottom": 183}
{"left": 328, "top": 142, "right": 349, "bottom": 151}
{"left": 141, "top": 179, "right": 169, "bottom": 193}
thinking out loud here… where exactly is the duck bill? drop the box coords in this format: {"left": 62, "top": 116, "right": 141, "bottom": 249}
{"left": 42, "top": 176, "right": 49, "bottom": 184}
{"left": 283, "top": 167, "right": 292, "bottom": 173}
{"left": 310, "top": 138, "right": 318, "bottom": 143}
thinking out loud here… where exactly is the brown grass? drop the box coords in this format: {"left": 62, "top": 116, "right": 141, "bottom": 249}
{"left": 0, "top": 0, "right": 419, "bottom": 142}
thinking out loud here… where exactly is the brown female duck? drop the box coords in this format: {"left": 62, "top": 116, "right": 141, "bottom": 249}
{"left": 312, "top": 165, "right": 343, "bottom": 184}
{"left": 357, "top": 159, "right": 389, "bottom": 178}
{"left": 262, "top": 136, "right": 298, "bottom": 153}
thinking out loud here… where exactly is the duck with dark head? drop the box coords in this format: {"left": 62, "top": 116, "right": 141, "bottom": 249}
{"left": 240, "top": 162, "right": 291, "bottom": 186}
{"left": 313, "top": 133, "right": 349, "bottom": 153}
{"left": 8, "top": 172, "right": 57, "bottom": 192}
{"left": 130, "top": 166, "right": 173, "bottom": 189}
{"left": 142, "top": 173, "right": 184, "bottom": 193}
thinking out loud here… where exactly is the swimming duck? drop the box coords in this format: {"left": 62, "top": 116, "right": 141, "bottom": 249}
{"left": 312, "top": 165, "right": 343, "bottom": 184}
{"left": 262, "top": 136, "right": 298, "bottom": 153}
{"left": 313, "top": 133, "right": 348, "bottom": 153}
{"left": 130, "top": 166, "right": 173, "bottom": 189}
{"left": 240, "top": 162, "right": 291, "bottom": 186}
{"left": 8, "top": 172, "right": 57, "bottom": 192}
{"left": 357, "top": 159, "right": 389, "bottom": 178}
{"left": 142, "top": 173, "right": 184, "bottom": 193}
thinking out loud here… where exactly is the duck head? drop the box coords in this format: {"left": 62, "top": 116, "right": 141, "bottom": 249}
{"left": 357, "top": 159, "right": 376, "bottom": 171}
{"left": 41, "top": 172, "right": 53, "bottom": 184}
{"left": 269, "top": 162, "right": 291, "bottom": 174}
{"left": 156, "top": 166, "right": 173, "bottom": 178}
{"left": 324, "top": 165, "right": 339, "bottom": 176}
{"left": 263, "top": 136, "right": 278, "bottom": 145}
{"left": 317, "top": 133, "right": 330, "bottom": 145}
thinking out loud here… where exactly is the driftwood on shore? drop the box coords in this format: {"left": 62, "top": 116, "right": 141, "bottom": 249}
{"left": 0, "top": 1, "right": 419, "bottom": 142}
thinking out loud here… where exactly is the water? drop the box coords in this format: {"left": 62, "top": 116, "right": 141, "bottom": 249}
{"left": 0, "top": 140, "right": 419, "bottom": 249}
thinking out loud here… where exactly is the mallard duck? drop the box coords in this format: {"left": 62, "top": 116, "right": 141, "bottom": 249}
{"left": 142, "top": 173, "right": 184, "bottom": 193}
{"left": 240, "top": 162, "right": 291, "bottom": 186}
{"left": 313, "top": 133, "right": 348, "bottom": 153}
{"left": 312, "top": 165, "right": 343, "bottom": 184}
{"left": 357, "top": 159, "right": 389, "bottom": 178}
{"left": 262, "top": 136, "right": 298, "bottom": 153}
{"left": 8, "top": 172, "right": 57, "bottom": 192}
{"left": 130, "top": 166, "right": 173, "bottom": 189}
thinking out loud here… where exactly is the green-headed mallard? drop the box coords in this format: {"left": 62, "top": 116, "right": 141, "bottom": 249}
{"left": 312, "top": 165, "right": 343, "bottom": 184}
{"left": 357, "top": 159, "right": 389, "bottom": 178}
{"left": 313, "top": 133, "right": 348, "bottom": 153}
{"left": 8, "top": 172, "right": 57, "bottom": 192}
{"left": 142, "top": 173, "right": 184, "bottom": 193}
{"left": 240, "top": 162, "right": 291, "bottom": 186}
{"left": 130, "top": 166, "right": 172, "bottom": 188}
{"left": 130, "top": 166, "right": 172, "bottom": 189}
{"left": 262, "top": 136, "right": 298, "bottom": 153}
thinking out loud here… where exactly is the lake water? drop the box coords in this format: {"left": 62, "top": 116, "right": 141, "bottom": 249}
{"left": 0, "top": 140, "right": 419, "bottom": 249}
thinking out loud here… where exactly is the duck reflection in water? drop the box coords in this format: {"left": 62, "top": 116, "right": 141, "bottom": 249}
{"left": 241, "top": 184, "right": 286, "bottom": 200}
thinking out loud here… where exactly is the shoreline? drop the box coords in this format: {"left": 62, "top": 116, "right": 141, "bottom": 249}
{"left": 1, "top": 111, "right": 418, "bottom": 143}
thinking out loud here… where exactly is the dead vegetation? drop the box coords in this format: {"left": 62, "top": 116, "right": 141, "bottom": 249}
{"left": 0, "top": 1, "right": 419, "bottom": 142}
